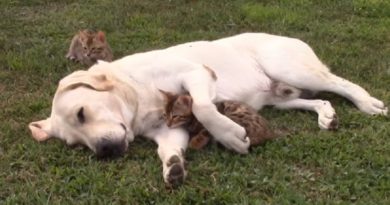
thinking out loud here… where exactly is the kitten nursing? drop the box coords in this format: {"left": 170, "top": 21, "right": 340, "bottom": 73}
{"left": 160, "top": 90, "right": 277, "bottom": 150}
{"left": 66, "top": 29, "right": 113, "bottom": 66}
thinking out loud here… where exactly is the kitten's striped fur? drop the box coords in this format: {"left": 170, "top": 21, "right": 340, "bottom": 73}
{"left": 160, "top": 91, "right": 276, "bottom": 150}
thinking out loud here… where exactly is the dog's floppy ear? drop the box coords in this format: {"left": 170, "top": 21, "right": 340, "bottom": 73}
{"left": 28, "top": 119, "right": 53, "bottom": 142}
{"left": 58, "top": 70, "right": 113, "bottom": 92}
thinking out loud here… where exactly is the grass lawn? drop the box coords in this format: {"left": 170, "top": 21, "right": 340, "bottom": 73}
{"left": 1, "top": 0, "right": 389, "bottom": 204}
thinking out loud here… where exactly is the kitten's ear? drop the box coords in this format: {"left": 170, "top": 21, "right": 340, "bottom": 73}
{"left": 97, "top": 31, "right": 106, "bottom": 42}
{"left": 78, "top": 30, "right": 88, "bottom": 41}
{"left": 178, "top": 95, "right": 193, "bottom": 107}
{"left": 159, "top": 89, "right": 175, "bottom": 101}
{"left": 78, "top": 30, "right": 86, "bottom": 37}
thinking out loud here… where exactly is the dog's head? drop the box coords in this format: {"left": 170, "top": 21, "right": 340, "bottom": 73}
{"left": 29, "top": 63, "right": 138, "bottom": 158}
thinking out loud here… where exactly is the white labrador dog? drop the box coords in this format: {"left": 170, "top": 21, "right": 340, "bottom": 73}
{"left": 29, "top": 33, "right": 387, "bottom": 186}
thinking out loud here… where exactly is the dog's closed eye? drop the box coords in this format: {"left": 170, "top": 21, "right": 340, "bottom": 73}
{"left": 77, "top": 107, "right": 86, "bottom": 124}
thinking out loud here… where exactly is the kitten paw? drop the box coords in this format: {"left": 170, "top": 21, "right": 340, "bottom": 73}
{"left": 66, "top": 53, "right": 76, "bottom": 61}
{"left": 189, "top": 132, "right": 210, "bottom": 150}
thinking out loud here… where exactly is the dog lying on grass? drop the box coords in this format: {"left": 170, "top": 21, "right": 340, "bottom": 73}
{"left": 29, "top": 33, "right": 387, "bottom": 187}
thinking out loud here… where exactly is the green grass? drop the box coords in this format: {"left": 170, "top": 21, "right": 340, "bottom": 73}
{"left": 1, "top": 0, "right": 389, "bottom": 204}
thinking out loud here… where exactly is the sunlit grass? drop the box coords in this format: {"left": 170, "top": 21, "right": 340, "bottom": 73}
{"left": 0, "top": 0, "right": 389, "bottom": 204}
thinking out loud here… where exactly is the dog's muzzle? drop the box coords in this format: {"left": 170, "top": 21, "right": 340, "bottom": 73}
{"left": 95, "top": 138, "right": 127, "bottom": 159}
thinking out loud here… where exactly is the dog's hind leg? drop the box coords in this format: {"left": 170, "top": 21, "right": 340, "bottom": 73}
{"left": 273, "top": 69, "right": 387, "bottom": 116}
{"left": 315, "top": 73, "right": 387, "bottom": 115}
{"left": 154, "top": 127, "right": 189, "bottom": 188}
{"left": 253, "top": 36, "right": 387, "bottom": 115}
{"left": 260, "top": 58, "right": 387, "bottom": 115}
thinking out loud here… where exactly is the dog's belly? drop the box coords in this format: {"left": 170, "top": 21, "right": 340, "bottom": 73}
{"left": 166, "top": 41, "right": 273, "bottom": 108}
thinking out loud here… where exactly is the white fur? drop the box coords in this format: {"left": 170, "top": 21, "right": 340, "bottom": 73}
{"left": 29, "top": 33, "right": 387, "bottom": 186}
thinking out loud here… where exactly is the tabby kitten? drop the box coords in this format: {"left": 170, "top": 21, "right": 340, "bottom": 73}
{"left": 160, "top": 90, "right": 276, "bottom": 150}
{"left": 66, "top": 29, "right": 113, "bottom": 66}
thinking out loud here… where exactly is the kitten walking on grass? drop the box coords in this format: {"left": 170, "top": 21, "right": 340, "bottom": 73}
{"left": 66, "top": 29, "right": 113, "bottom": 66}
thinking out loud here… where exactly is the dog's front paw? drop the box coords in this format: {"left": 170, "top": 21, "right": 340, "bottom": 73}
{"left": 357, "top": 97, "right": 388, "bottom": 116}
{"left": 164, "top": 155, "right": 187, "bottom": 188}
{"left": 215, "top": 125, "right": 250, "bottom": 154}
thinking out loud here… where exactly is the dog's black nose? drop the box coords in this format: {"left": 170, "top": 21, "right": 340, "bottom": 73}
{"left": 96, "top": 138, "right": 127, "bottom": 159}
